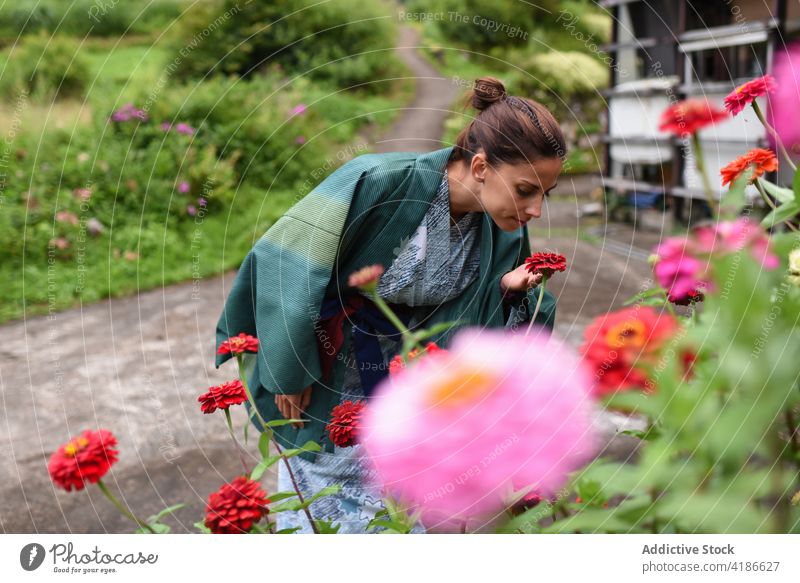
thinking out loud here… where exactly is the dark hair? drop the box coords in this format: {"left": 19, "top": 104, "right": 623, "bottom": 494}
{"left": 449, "top": 76, "right": 567, "bottom": 168}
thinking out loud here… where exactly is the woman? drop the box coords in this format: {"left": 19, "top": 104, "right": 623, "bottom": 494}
{"left": 214, "top": 76, "right": 566, "bottom": 533}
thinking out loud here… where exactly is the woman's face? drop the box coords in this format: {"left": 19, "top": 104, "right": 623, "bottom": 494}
{"left": 475, "top": 154, "right": 562, "bottom": 232}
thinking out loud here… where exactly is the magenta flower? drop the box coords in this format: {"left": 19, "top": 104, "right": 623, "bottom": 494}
{"left": 360, "top": 327, "right": 598, "bottom": 527}
{"left": 187, "top": 205, "right": 197, "bottom": 217}
{"left": 295, "top": 135, "right": 306, "bottom": 144}
{"left": 178, "top": 181, "right": 190, "bottom": 193}
{"left": 160, "top": 122, "right": 172, "bottom": 131}
{"left": 653, "top": 217, "right": 780, "bottom": 303}
{"left": 198, "top": 197, "right": 208, "bottom": 207}
{"left": 768, "top": 42, "right": 800, "bottom": 154}
{"left": 693, "top": 217, "right": 780, "bottom": 269}
{"left": 110, "top": 103, "right": 148, "bottom": 123}
{"left": 290, "top": 104, "right": 307, "bottom": 117}
{"left": 175, "top": 122, "right": 195, "bottom": 136}
{"left": 653, "top": 237, "right": 709, "bottom": 304}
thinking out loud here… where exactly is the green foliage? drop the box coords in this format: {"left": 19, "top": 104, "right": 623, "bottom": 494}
{"left": 169, "top": 0, "right": 403, "bottom": 91}
{"left": 522, "top": 240, "right": 800, "bottom": 535}
{"left": 0, "top": 0, "right": 184, "bottom": 39}
{"left": 0, "top": 33, "right": 91, "bottom": 101}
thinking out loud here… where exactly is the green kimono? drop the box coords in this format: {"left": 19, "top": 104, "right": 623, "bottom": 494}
{"left": 214, "top": 145, "right": 556, "bottom": 461}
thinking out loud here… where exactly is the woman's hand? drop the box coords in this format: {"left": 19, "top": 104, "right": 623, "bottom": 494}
{"left": 274, "top": 385, "right": 313, "bottom": 429}
{"left": 500, "top": 264, "right": 543, "bottom": 294}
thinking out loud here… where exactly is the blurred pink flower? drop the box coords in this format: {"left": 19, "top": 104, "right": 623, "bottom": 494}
{"left": 290, "top": 104, "right": 307, "bottom": 117}
{"left": 187, "top": 205, "right": 197, "bottom": 216}
{"left": 694, "top": 217, "right": 780, "bottom": 269}
{"left": 178, "top": 181, "right": 190, "bottom": 193}
{"left": 653, "top": 217, "right": 780, "bottom": 303}
{"left": 110, "top": 103, "right": 148, "bottom": 123}
{"left": 653, "top": 237, "right": 709, "bottom": 304}
{"left": 175, "top": 122, "right": 195, "bottom": 136}
{"left": 360, "top": 327, "right": 598, "bottom": 526}
{"left": 55, "top": 211, "right": 78, "bottom": 226}
{"left": 295, "top": 135, "right": 306, "bottom": 144}
{"left": 768, "top": 42, "right": 800, "bottom": 154}
{"left": 160, "top": 122, "right": 172, "bottom": 131}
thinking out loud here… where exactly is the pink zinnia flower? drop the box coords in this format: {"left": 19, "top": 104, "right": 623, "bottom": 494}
{"left": 360, "top": 327, "right": 598, "bottom": 526}
{"left": 768, "top": 43, "right": 800, "bottom": 153}
{"left": 348, "top": 264, "right": 384, "bottom": 291}
{"left": 653, "top": 217, "right": 780, "bottom": 303}
{"left": 653, "top": 236, "right": 709, "bottom": 304}
{"left": 694, "top": 217, "right": 780, "bottom": 269}
{"left": 724, "top": 75, "right": 776, "bottom": 116}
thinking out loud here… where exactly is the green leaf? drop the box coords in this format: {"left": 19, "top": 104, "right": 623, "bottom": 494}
{"left": 313, "top": 519, "right": 342, "bottom": 534}
{"left": 193, "top": 521, "right": 212, "bottom": 534}
{"left": 267, "top": 491, "right": 300, "bottom": 502}
{"left": 280, "top": 440, "right": 322, "bottom": 458}
{"left": 264, "top": 418, "right": 304, "bottom": 428}
{"left": 721, "top": 169, "right": 751, "bottom": 218}
{"left": 275, "top": 527, "right": 303, "bottom": 534}
{"left": 135, "top": 523, "right": 170, "bottom": 534}
{"left": 762, "top": 199, "right": 800, "bottom": 228}
{"left": 412, "top": 320, "right": 465, "bottom": 342}
{"left": 250, "top": 456, "right": 278, "bottom": 481}
{"left": 762, "top": 176, "right": 797, "bottom": 204}
{"left": 258, "top": 432, "right": 270, "bottom": 459}
{"left": 147, "top": 503, "right": 186, "bottom": 523}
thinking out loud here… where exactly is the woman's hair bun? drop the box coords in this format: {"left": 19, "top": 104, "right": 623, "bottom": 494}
{"left": 469, "top": 76, "right": 507, "bottom": 111}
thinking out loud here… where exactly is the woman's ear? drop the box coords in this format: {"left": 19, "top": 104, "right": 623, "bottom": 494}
{"left": 471, "top": 152, "right": 488, "bottom": 183}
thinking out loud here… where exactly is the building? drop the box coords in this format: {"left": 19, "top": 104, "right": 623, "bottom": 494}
{"left": 600, "top": 0, "right": 799, "bottom": 222}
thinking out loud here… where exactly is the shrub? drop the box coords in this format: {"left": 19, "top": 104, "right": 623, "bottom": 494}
{"left": 0, "top": 33, "right": 91, "bottom": 101}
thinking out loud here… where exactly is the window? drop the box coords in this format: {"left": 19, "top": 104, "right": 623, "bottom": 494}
{"left": 689, "top": 42, "right": 766, "bottom": 83}
{"left": 686, "top": 1, "right": 732, "bottom": 31}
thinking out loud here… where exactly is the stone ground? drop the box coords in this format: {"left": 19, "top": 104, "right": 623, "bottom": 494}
{"left": 1, "top": 27, "right": 674, "bottom": 533}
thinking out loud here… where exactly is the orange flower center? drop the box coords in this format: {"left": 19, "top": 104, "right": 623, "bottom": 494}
{"left": 64, "top": 436, "right": 90, "bottom": 457}
{"left": 428, "top": 369, "right": 495, "bottom": 407}
{"left": 606, "top": 320, "right": 647, "bottom": 349}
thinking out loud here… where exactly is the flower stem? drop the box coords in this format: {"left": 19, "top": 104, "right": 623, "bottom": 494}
{"left": 224, "top": 408, "right": 252, "bottom": 475}
{"left": 752, "top": 101, "right": 797, "bottom": 172}
{"left": 235, "top": 355, "right": 270, "bottom": 429}
{"left": 96, "top": 479, "right": 156, "bottom": 533}
{"left": 525, "top": 275, "right": 549, "bottom": 336}
{"left": 271, "top": 438, "right": 320, "bottom": 534}
{"left": 690, "top": 132, "right": 719, "bottom": 218}
{"left": 234, "top": 354, "right": 319, "bottom": 534}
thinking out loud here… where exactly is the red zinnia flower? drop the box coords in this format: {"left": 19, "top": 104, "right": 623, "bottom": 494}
{"left": 48, "top": 429, "right": 119, "bottom": 492}
{"left": 388, "top": 342, "right": 445, "bottom": 375}
{"left": 720, "top": 148, "right": 778, "bottom": 186}
{"left": 348, "top": 264, "right": 384, "bottom": 291}
{"left": 580, "top": 307, "right": 681, "bottom": 397}
{"left": 724, "top": 75, "right": 776, "bottom": 116}
{"left": 204, "top": 476, "right": 270, "bottom": 534}
{"left": 198, "top": 379, "right": 248, "bottom": 414}
{"left": 217, "top": 333, "right": 259, "bottom": 355}
{"left": 659, "top": 99, "right": 728, "bottom": 136}
{"left": 524, "top": 252, "right": 567, "bottom": 277}
{"left": 326, "top": 400, "right": 366, "bottom": 447}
